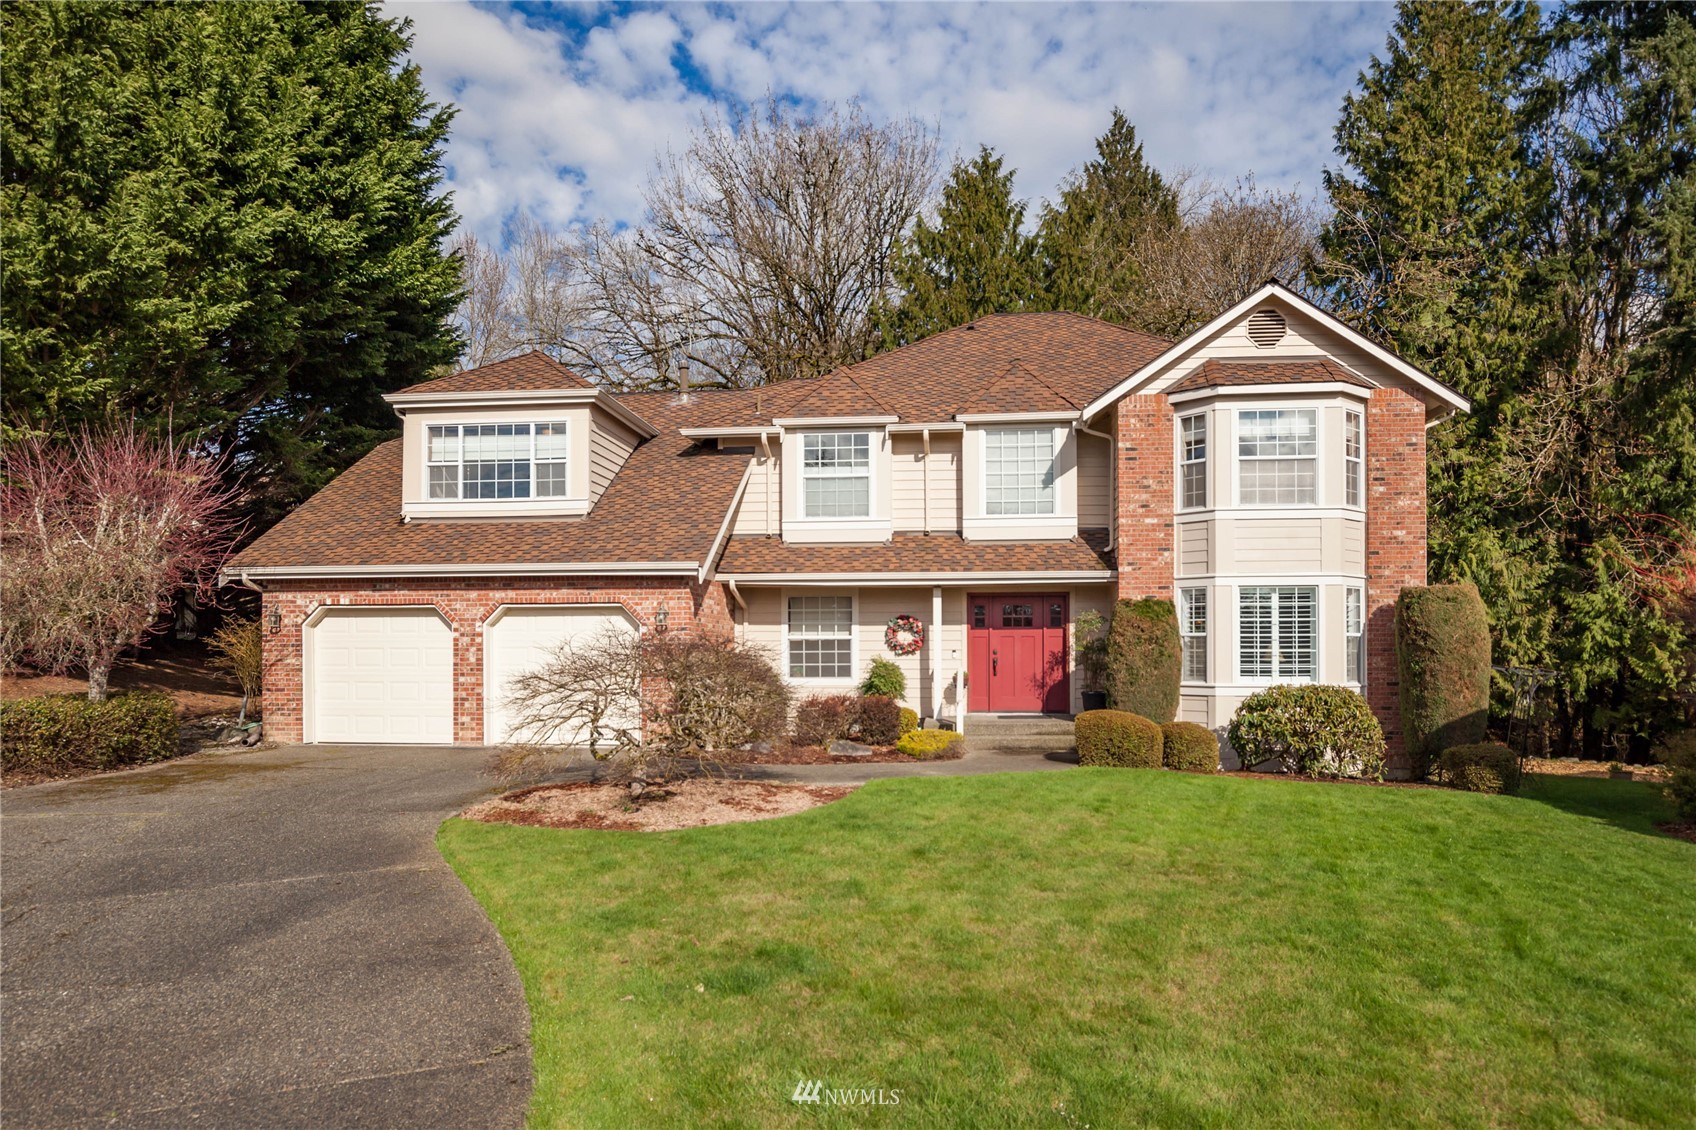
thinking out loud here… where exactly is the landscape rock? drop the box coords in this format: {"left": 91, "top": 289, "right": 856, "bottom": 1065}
{"left": 828, "top": 739, "right": 875, "bottom": 757}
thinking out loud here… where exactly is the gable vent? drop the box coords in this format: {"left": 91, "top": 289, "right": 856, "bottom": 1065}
{"left": 1245, "top": 308, "right": 1287, "bottom": 348}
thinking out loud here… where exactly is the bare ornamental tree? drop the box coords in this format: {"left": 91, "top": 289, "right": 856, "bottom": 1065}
{"left": 1, "top": 426, "right": 242, "bottom": 700}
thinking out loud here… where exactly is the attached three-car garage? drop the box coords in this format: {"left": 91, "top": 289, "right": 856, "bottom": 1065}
{"left": 303, "top": 603, "right": 637, "bottom": 745}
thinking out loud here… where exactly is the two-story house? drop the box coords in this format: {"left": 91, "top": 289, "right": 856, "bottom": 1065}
{"left": 226, "top": 282, "right": 1466, "bottom": 772}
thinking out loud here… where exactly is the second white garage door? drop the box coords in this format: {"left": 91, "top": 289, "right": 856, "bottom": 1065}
{"left": 484, "top": 605, "right": 639, "bottom": 745}
{"left": 308, "top": 608, "right": 454, "bottom": 744}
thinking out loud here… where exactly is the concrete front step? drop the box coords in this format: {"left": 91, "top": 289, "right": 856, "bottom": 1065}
{"left": 964, "top": 714, "right": 1077, "bottom": 751}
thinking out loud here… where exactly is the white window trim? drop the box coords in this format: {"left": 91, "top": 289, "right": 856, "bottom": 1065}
{"left": 799, "top": 431, "right": 875, "bottom": 521}
{"left": 1179, "top": 586, "right": 1210, "bottom": 685}
{"left": 981, "top": 425, "right": 1060, "bottom": 518}
{"left": 1344, "top": 409, "right": 1366, "bottom": 512}
{"left": 1233, "top": 583, "right": 1322, "bottom": 685}
{"left": 1178, "top": 413, "right": 1209, "bottom": 512}
{"left": 1233, "top": 406, "right": 1321, "bottom": 509}
{"left": 782, "top": 589, "right": 858, "bottom": 686}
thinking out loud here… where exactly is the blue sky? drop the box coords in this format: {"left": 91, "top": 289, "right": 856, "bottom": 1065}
{"left": 395, "top": 1, "right": 1398, "bottom": 245}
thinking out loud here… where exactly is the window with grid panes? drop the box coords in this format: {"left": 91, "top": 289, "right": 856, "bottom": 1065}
{"left": 426, "top": 422, "right": 570, "bottom": 500}
{"left": 1237, "top": 409, "right": 1317, "bottom": 505}
{"left": 801, "top": 433, "right": 871, "bottom": 518}
{"left": 1238, "top": 586, "right": 1317, "bottom": 681}
{"left": 1179, "top": 588, "right": 1209, "bottom": 681}
{"left": 1344, "top": 410, "right": 1364, "bottom": 508}
{"left": 985, "top": 428, "right": 1056, "bottom": 516}
{"left": 787, "top": 596, "right": 853, "bottom": 679}
{"left": 1345, "top": 587, "right": 1365, "bottom": 684}
{"left": 1180, "top": 415, "right": 1208, "bottom": 509}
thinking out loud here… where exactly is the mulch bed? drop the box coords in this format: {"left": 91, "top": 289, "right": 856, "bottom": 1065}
{"left": 463, "top": 778, "right": 858, "bottom": 832}
{"left": 1654, "top": 823, "right": 1696, "bottom": 844}
{"left": 729, "top": 742, "right": 965, "bottom": 765}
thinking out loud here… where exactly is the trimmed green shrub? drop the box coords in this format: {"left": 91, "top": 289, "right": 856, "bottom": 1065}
{"left": 1161, "top": 721, "right": 1220, "bottom": 773}
{"left": 1395, "top": 583, "right": 1492, "bottom": 777}
{"left": 898, "top": 707, "right": 920, "bottom": 736}
{"left": 856, "top": 695, "right": 902, "bottom": 745}
{"left": 859, "top": 657, "right": 907, "bottom": 700}
{"left": 1, "top": 692, "right": 179, "bottom": 775}
{"left": 1227, "top": 685, "right": 1387, "bottom": 780}
{"left": 1657, "top": 730, "right": 1696, "bottom": 821}
{"left": 896, "top": 729, "right": 963, "bottom": 759}
{"left": 1075, "top": 709, "right": 1163, "bottom": 768}
{"left": 792, "top": 694, "right": 858, "bottom": 747}
{"left": 1436, "top": 742, "right": 1522, "bottom": 795}
{"left": 1104, "top": 598, "right": 1181, "bottom": 723}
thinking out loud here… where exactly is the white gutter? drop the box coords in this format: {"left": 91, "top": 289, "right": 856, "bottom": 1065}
{"left": 955, "top": 410, "right": 1081, "bottom": 424}
{"left": 719, "top": 570, "right": 1114, "bottom": 585}
{"left": 220, "top": 560, "right": 702, "bottom": 582}
{"left": 700, "top": 465, "right": 753, "bottom": 583}
{"left": 1074, "top": 419, "right": 1116, "bottom": 552}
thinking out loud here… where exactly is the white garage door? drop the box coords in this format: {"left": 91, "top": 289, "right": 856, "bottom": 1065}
{"left": 309, "top": 609, "right": 454, "bottom": 744}
{"left": 485, "top": 606, "right": 638, "bottom": 745}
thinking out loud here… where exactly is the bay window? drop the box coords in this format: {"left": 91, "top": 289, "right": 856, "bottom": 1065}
{"left": 985, "top": 427, "right": 1056, "bottom": 516}
{"left": 1237, "top": 409, "right": 1317, "bottom": 505}
{"left": 1238, "top": 586, "right": 1317, "bottom": 681}
{"left": 427, "top": 422, "right": 570, "bottom": 500}
{"left": 1179, "top": 588, "right": 1209, "bottom": 682}
{"left": 1346, "top": 587, "right": 1365, "bottom": 684}
{"left": 1345, "top": 410, "right": 1364, "bottom": 508}
{"left": 1180, "top": 414, "right": 1208, "bottom": 509}
{"left": 801, "top": 433, "right": 871, "bottom": 519}
{"left": 788, "top": 595, "right": 853, "bottom": 679}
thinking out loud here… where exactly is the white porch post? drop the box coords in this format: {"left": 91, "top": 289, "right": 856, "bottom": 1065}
{"left": 930, "top": 585, "right": 944, "bottom": 720}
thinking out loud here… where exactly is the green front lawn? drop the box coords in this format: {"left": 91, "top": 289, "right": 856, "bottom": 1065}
{"left": 440, "top": 772, "right": 1696, "bottom": 1129}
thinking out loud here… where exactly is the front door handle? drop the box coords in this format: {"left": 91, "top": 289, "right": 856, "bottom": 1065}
{"left": 992, "top": 649, "right": 998, "bottom": 676}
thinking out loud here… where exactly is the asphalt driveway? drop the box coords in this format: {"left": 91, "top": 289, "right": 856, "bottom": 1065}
{"left": 1, "top": 745, "right": 530, "bottom": 1128}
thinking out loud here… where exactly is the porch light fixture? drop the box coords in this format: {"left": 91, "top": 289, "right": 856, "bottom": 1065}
{"left": 265, "top": 606, "right": 282, "bottom": 634}
{"left": 655, "top": 607, "right": 669, "bottom": 633}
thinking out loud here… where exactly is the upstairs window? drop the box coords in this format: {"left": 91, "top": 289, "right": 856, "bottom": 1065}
{"left": 985, "top": 427, "right": 1056, "bottom": 516}
{"left": 1180, "top": 414, "right": 1208, "bottom": 509}
{"left": 1345, "top": 410, "right": 1364, "bottom": 508}
{"left": 801, "top": 433, "right": 871, "bottom": 519}
{"left": 1238, "top": 586, "right": 1317, "bottom": 681}
{"left": 1238, "top": 409, "right": 1317, "bottom": 505}
{"left": 427, "top": 422, "right": 570, "bottom": 500}
{"left": 788, "top": 595, "right": 853, "bottom": 679}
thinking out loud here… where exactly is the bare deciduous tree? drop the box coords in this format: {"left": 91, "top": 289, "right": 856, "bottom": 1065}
{"left": 450, "top": 99, "right": 937, "bottom": 388}
{"left": 501, "top": 626, "right": 645, "bottom": 761}
{"left": 1109, "top": 175, "right": 1325, "bottom": 337}
{"left": 1, "top": 426, "right": 242, "bottom": 700}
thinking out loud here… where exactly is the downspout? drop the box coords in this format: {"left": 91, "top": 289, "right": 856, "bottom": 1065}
{"left": 1076, "top": 418, "right": 1116, "bottom": 551}
{"left": 726, "top": 578, "right": 747, "bottom": 640}
{"left": 931, "top": 585, "right": 943, "bottom": 721}
{"left": 921, "top": 426, "right": 931, "bottom": 536}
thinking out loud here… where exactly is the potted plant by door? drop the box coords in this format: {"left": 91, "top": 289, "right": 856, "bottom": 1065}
{"left": 1074, "top": 609, "right": 1110, "bottom": 712}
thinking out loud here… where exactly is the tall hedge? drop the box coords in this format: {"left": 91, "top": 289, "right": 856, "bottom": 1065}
{"left": 1395, "top": 582, "right": 1492, "bottom": 777}
{"left": 1105, "top": 598, "right": 1181, "bottom": 723}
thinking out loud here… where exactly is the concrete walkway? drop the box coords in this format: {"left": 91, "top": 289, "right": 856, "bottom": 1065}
{"left": 1, "top": 745, "right": 531, "bottom": 1129}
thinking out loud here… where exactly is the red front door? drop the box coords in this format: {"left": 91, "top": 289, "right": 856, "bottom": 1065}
{"left": 967, "top": 594, "right": 1069, "bottom": 713}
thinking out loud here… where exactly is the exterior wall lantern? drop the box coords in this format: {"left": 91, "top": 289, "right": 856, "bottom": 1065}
{"left": 655, "top": 607, "right": 670, "bottom": 634}
{"left": 266, "top": 606, "right": 282, "bottom": 634}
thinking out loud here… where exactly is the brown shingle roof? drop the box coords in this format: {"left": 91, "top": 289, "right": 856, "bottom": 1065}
{"left": 715, "top": 529, "right": 1114, "bottom": 576}
{"left": 228, "top": 433, "right": 749, "bottom": 571}
{"left": 960, "top": 360, "right": 1079, "bottom": 414}
{"left": 1168, "top": 358, "right": 1375, "bottom": 393}
{"left": 390, "top": 351, "right": 593, "bottom": 397}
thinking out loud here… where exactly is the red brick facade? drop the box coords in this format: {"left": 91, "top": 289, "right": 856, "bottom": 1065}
{"left": 1364, "top": 388, "right": 1428, "bottom": 774}
{"left": 1114, "top": 396, "right": 1176, "bottom": 600}
{"left": 257, "top": 576, "right": 733, "bottom": 744}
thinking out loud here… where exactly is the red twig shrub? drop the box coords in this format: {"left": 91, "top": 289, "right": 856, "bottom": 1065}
{"left": 1, "top": 426, "right": 241, "bottom": 700}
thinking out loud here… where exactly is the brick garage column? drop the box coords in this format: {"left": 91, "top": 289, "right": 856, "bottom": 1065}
{"left": 1365, "top": 389, "right": 1427, "bottom": 775}
{"left": 1115, "top": 395, "right": 1175, "bottom": 601}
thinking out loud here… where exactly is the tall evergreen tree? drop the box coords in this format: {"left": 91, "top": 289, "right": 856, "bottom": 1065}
{"left": 2, "top": 1, "right": 463, "bottom": 528}
{"left": 1036, "top": 109, "right": 1178, "bottom": 321}
{"left": 879, "top": 147, "right": 1039, "bottom": 346}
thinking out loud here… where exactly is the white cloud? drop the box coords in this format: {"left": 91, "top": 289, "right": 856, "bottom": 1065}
{"left": 392, "top": 1, "right": 1392, "bottom": 245}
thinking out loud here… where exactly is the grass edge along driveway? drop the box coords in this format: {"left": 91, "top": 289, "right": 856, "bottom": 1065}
{"left": 440, "top": 771, "right": 1696, "bottom": 1129}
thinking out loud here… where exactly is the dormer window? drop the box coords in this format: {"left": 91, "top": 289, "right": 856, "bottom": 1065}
{"left": 985, "top": 427, "right": 1057, "bottom": 516}
{"left": 801, "top": 432, "right": 871, "bottom": 518}
{"left": 427, "top": 422, "right": 571, "bottom": 500}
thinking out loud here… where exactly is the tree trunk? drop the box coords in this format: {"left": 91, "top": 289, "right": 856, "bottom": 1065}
{"left": 86, "top": 661, "right": 111, "bottom": 703}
